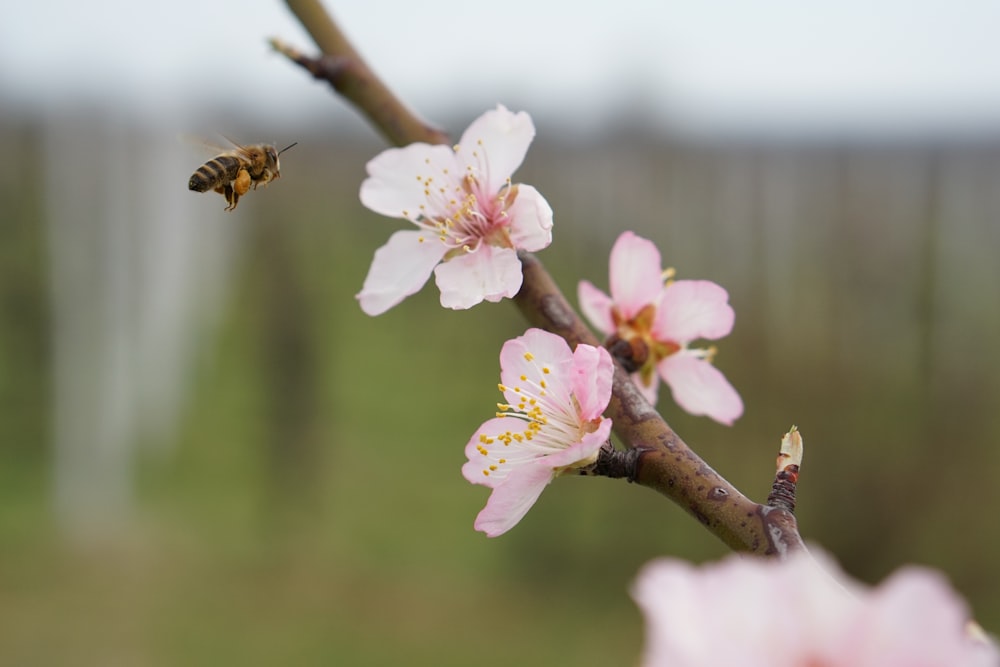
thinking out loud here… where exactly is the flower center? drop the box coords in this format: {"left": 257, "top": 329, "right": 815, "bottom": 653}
{"left": 409, "top": 144, "right": 517, "bottom": 258}
{"left": 612, "top": 304, "right": 681, "bottom": 365}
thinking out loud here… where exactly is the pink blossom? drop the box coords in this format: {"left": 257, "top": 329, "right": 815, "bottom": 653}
{"left": 578, "top": 231, "right": 743, "bottom": 425}
{"left": 632, "top": 551, "right": 998, "bottom": 667}
{"left": 357, "top": 105, "right": 553, "bottom": 315}
{"left": 461, "top": 328, "right": 614, "bottom": 537}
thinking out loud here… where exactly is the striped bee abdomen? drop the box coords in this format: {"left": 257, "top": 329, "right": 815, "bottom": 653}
{"left": 188, "top": 155, "right": 244, "bottom": 192}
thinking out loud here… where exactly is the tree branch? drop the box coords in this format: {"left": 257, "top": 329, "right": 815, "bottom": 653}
{"left": 276, "top": 0, "right": 806, "bottom": 558}
{"left": 274, "top": 2, "right": 449, "bottom": 146}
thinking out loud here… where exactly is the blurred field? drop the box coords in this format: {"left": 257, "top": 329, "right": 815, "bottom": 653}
{"left": 1, "top": 112, "right": 999, "bottom": 665}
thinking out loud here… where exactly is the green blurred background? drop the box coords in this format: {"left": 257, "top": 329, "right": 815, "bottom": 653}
{"left": 3, "top": 2, "right": 1000, "bottom": 662}
{"left": 1, "top": 114, "right": 998, "bottom": 665}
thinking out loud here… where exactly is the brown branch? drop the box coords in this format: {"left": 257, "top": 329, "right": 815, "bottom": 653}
{"left": 278, "top": 0, "right": 805, "bottom": 558}
{"left": 275, "top": 2, "right": 449, "bottom": 146}
{"left": 516, "top": 251, "right": 805, "bottom": 556}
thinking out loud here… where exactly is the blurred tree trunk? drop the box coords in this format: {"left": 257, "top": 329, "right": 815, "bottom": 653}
{"left": 249, "top": 217, "right": 324, "bottom": 527}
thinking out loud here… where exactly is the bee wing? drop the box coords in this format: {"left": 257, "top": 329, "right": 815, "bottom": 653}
{"left": 179, "top": 133, "right": 247, "bottom": 158}
{"left": 220, "top": 134, "right": 248, "bottom": 150}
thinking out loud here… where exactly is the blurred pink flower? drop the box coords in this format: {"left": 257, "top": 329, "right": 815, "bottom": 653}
{"left": 578, "top": 230, "right": 743, "bottom": 425}
{"left": 462, "top": 328, "right": 613, "bottom": 537}
{"left": 632, "top": 551, "right": 998, "bottom": 667}
{"left": 357, "top": 105, "right": 553, "bottom": 315}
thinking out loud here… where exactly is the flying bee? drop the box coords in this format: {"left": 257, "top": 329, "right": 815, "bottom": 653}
{"left": 188, "top": 139, "right": 297, "bottom": 211}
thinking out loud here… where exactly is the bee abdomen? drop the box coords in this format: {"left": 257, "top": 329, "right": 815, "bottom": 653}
{"left": 189, "top": 155, "right": 243, "bottom": 192}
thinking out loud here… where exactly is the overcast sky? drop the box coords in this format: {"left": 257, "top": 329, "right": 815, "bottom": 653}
{"left": 3, "top": 0, "right": 1000, "bottom": 137}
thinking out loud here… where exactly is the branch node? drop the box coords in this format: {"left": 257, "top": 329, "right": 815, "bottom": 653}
{"left": 270, "top": 37, "right": 352, "bottom": 90}
{"left": 579, "top": 441, "right": 646, "bottom": 482}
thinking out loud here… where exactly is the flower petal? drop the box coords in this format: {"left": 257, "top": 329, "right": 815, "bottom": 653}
{"left": 632, "top": 552, "right": 857, "bottom": 667}
{"left": 632, "top": 371, "right": 660, "bottom": 406}
{"left": 633, "top": 558, "right": 748, "bottom": 666}
{"left": 577, "top": 280, "right": 616, "bottom": 335}
{"left": 632, "top": 550, "right": 997, "bottom": 667}
{"left": 457, "top": 105, "right": 535, "bottom": 193}
{"left": 356, "top": 230, "right": 448, "bottom": 316}
{"left": 609, "top": 231, "right": 665, "bottom": 320}
{"left": 359, "top": 142, "right": 459, "bottom": 221}
{"left": 472, "top": 461, "right": 554, "bottom": 537}
{"left": 505, "top": 184, "right": 553, "bottom": 252}
{"left": 658, "top": 353, "right": 743, "bottom": 425}
{"left": 462, "top": 417, "right": 541, "bottom": 489}
{"left": 541, "top": 418, "right": 613, "bottom": 469}
{"left": 434, "top": 245, "right": 523, "bottom": 310}
{"left": 838, "top": 568, "right": 998, "bottom": 667}
{"left": 571, "top": 344, "right": 613, "bottom": 421}
{"left": 654, "top": 280, "right": 735, "bottom": 343}
{"left": 499, "top": 328, "right": 574, "bottom": 408}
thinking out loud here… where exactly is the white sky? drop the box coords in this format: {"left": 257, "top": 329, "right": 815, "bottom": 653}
{"left": 3, "top": 0, "right": 1000, "bottom": 136}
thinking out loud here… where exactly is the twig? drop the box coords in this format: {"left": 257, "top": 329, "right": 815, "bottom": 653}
{"left": 274, "top": 2, "right": 449, "bottom": 146}
{"left": 767, "top": 426, "right": 803, "bottom": 513}
{"left": 277, "top": 0, "right": 806, "bottom": 558}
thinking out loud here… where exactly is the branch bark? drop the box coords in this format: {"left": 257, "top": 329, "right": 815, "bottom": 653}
{"left": 277, "top": 0, "right": 805, "bottom": 558}
{"left": 276, "top": 1, "right": 449, "bottom": 146}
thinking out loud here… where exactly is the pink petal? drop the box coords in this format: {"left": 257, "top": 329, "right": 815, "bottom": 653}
{"left": 359, "top": 143, "right": 458, "bottom": 221}
{"left": 505, "top": 184, "right": 553, "bottom": 252}
{"left": 462, "top": 416, "right": 538, "bottom": 489}
{"left": 472, "top": 461, "right": 554, "bottom": 537}
{"left": 434, "top": 244, "right": 523, "bottom": 310}
{"left": 654, "top": 280, "right": 734, "bottom": 343}
{"left": 658, "top": 353, "right": 743, "bottom": 425}
{"left": 633, "top": 558, "right": 766, "bottom": 666}
{"left": 632, "top": 371, "right": 660, "bottom": 406}
{"left": 633, "top": 549, "right": 1000, "bottom": 667}
{"left": 838, "top": 568, "right": 997, "bottom": 667}
{"left": 499, "top": 328, "right": 574, "bottom": 407}
{"left": 577, "top": 280, "right": 616, "bottom": 335}
{"left": 541, "top": 418, "right": 613, "bottom": 469}
{"left": 632, "top": 552, "right": 858, "bottom": 667}
{"left": 609, "top": 231, "right": 665, "bottom": 320}
{"left": 356, "top": 230, "right": 448, "bottom": 316}
{"left": 457, "top": 105, "right": 535, "bottom": 193}
{"left": 571, "top": 344, "right": 613, "bottom": 420}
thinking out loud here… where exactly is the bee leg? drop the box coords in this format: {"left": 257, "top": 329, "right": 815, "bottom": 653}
{"left": 219, "top": 183, "right": 239, "bottom": 211}
{"left": 234, "top": 168, "right": 252, "bottom": 197}
{"left": 252, "top": 173, "right": 272, "bottom": 191}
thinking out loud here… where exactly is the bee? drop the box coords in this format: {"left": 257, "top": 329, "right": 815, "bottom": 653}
{"left": 188, "top": 140, "right": 297, "bottom": 211}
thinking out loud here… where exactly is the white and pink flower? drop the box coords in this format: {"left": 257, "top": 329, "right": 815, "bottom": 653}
{"left": 632, "top": 551, "right": 998, "bottom": 667}
{"left": 461, "top": 328, "right": 614, "bottom": 537}
{"left": 357, "top": 105, "right": 553, "bottom": 315}
{"left": 578, "top": 231, "right": 743, "bottom": 425}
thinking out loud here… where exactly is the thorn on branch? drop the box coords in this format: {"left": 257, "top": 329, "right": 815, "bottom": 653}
{"left": 767, "top": 426, "right": 803, "bottom": 513}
